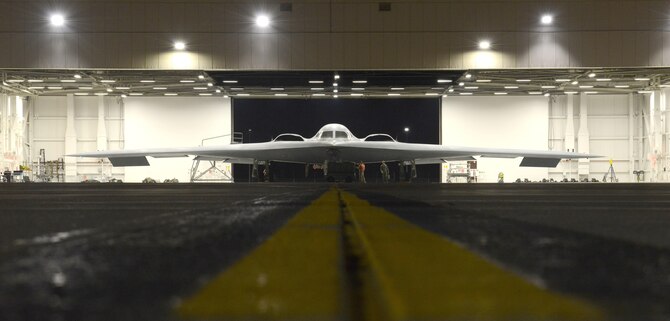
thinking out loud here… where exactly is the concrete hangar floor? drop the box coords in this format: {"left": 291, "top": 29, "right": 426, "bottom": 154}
{"left": 0, "top": 182, "right": 669, "bottom": 321}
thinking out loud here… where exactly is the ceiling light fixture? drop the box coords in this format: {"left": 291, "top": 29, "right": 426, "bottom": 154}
{"left": 180, "top": 80, "right": 195, "bottom": 83}
{"left": 540, "top": 14, "right": 553, "bottom": 25}
{"left": 478, "top": 40, "right": 491, "bottom": 50}
{"left": 588, "top": 72, "right": 596, "bottom": 78}
{"left": 74, "top": 74, "right": 82, "bottom": 79}
{"left": 153, "top": 87, "right": 167, "bottom": 90}
{"left": 615, "top": 85, "right": 630, "bottom": 88}
{"left": 223, "top": 80, "right": 238, "bottom": 84}
{"left": 516, "top": 79, "right": 531, "bottom": 82}
{"left": 100, "top": 80, "right": 116, "bottom": 83}
{"left": 391, "top": 87, "right": 404, "bottom": 90}
{"left": 494, "top": 92, "right": 508, "bottom": 95}
{"left": 460, "top": 92, "right": 473, "bottom": 95}
{"left": 596, "top": 78, "right": 612, "bottom": 82}
{"left": 571, "top": 81, "right": 579, "bottom": 85}
{"left": 271, "top": 87, "right": 284, "bottom": 90}
{"left": 255, "top": 14, "right": 270, "bottom": 27}
{"left": 50, "top": 14, "right": 65, "bottom": 27}
{"left": 476, "top": 79, "right": 491, "bottom": 83}
{"left": 61, "top": 80, "right": 76, "bottom": 83}
{"left": 635, "top": 77, "right": 650, "bottom": 81}
{"left": 353, "top": 80, "right": 367, "bottom": 84}
{"left": 309, "top": 80, "right": 323, "bottom": 84}
{"left": 334, "top": 74, "right": 340, "bottom": 80}
{"left": 555, "top": 79, "right": 571, "bottom": 82}
{"left": 140, "top": 80, "right": 155, "bottom": 83}
{"left": 174, "top": 41, "right": 186, "bottom": 50}
{"left": 437, "top": 79, "right": 452, "bottom": 83}
{"left": 504, "top": 86, "right": 519, "bottom": 89}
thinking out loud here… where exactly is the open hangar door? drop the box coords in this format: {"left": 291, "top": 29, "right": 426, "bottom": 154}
{"left": 232, "top": 98, "right": 440, "bottom": 183}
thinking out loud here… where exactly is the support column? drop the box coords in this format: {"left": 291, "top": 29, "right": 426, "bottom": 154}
{"left": 628, "top": 94, "right": 635, "bottom": 181}
{"left": 97, "top": 95, "right": 108, "bottom": 151}
{"left": 564, "top": 94, "right": 575, "bottom": 179}
{"left": 663, "top": 89, "right": 670, "bottom": 181}
{"left": 0, "top": 94, "right": 7, "bottom": 170}
{"left": 64, "top": 94, "right": 77, "bottom": 182}
{"left": 577, "top": 93, "right": 590, "bottom": 179}
{"left": 650, "top": 91, "right": 664, "bottom": 181}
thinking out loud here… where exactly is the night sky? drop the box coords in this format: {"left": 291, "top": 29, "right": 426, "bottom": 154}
{"left": 233, "top": 98, "right": 440, "bottom": 182}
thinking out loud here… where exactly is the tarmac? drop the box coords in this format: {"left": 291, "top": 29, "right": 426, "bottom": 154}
{"left": 0, "top": 182, "right": 669, "bottom": 321}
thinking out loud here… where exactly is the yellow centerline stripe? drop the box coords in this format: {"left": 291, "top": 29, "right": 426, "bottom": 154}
{"left": 340, "top": 190, "right": 604, "bottom": 321}
{"left": 176, "top": 188, "right": 345, "bottom": 320}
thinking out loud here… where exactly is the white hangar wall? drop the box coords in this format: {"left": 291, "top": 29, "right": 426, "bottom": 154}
{"left": 1, "top": 0, "right": 670, "bottom": 69}
{"left": 124, "top": 97, "right": 231, "bottom": 182}
{"left": 442, "top": 91, "right": 670, "bottom": 183}
{"left": 27, "top": 95, "right": 231, "bottom": 182}
{"left": 441, "top": 96, "right": 549, "bottom": 182}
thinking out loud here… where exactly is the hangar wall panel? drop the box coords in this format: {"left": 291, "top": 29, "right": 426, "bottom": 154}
{"left": 2, "top": 0, "right": 670, "bottom": 69}
{"left": 441, "top": 96, "right": 549, "bottom": 182}
{"left": 29, "top": 96, "right": 232, "bottom": 182}
{"left": 123, "top": 97, "right": 231, "bottom": 183}
{"left": 30, "top": 96, "right": 125, "bottom": 181}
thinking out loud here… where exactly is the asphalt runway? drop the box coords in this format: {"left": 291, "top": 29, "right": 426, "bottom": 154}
{"left": 0, "top": 183, "right": 669, "bottom": 321}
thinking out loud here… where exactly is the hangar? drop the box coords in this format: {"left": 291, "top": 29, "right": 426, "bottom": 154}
{"left": 1, "top": 1, "right": 670, "bottom": 320}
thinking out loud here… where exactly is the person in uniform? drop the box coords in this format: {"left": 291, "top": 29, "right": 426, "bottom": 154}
{"left": 380, "top": 161, "right": 390, "bottom": 183}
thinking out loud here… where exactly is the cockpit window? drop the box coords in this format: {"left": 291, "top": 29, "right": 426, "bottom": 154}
{"left": 320, "top": 131, "right": 333, "bottom": 139}
{"left": 335, "top": 131, "right": 348, "bottom": 138}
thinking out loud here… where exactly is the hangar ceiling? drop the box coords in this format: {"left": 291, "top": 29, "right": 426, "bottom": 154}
{"left": 2, "top": 67, "right": 670, "bottom": 98}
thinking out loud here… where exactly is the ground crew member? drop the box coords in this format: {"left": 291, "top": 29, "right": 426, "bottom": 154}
{"left": 380, "top": 161, "right": 390, "bottom": 183}
{"left": 498, "top": 172, "right": 504, "bottom": 183}
{"left": 358, "top": 161, "right": 366, "bottom": 183}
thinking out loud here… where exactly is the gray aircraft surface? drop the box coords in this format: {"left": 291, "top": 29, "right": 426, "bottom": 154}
{"left": 70, "top": 123, "right": 598, "bottom": 168}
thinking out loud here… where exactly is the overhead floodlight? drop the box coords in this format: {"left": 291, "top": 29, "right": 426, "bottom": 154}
{"left": 596, "top": 78, "right": 611, "bottom": 82}
{"left": 153, "top": 87, "right": 167, "bottom": 90}
{"left": 528, "top": 91, "right": 543, "bottom": 95}
{"left": 544, "top": 93, "right": 551, "bottom": 97}
{"left": 74, "top": 93, "right": 88, "bottom": 96}
{"left": 73, "top": 74, "right": 82, "bottom": 79}
{"left": 504, "top": 86, "right": 519, "bottom": 89}
{"left": 309, "top": 80, "right": 323, "bottom": 84}
{"left": 47, "top": 86, "right": 63, "bottom": 90}
{"left": 571, "top": 81, "right": 579, "bottom": 85}
{"left": 494, "top": 92, "right": 508, "bottom": 95}
{"left": 180, "top": 80, "right": 195, "bottom": 83}
{"left": 437, "top": 79, "right": 451, "bottom": 83}
{"left": 333, "top": 83, "right": 338, "bottom": 87}
{"left": 584, "top": 91, "right": 598, "bottom": 94}
{"left": 615, "top": 85, "right": 630, "bottom": 88}
{"left": 635, "top": 77, "right": 650, "bottom": 81}
{"left": 465, "top": 74, "right": 472, "bottom": 79}
{"left": 275, "top": 93, "right": 288, "bottom": 96}
{"left": 61, "top": 80, "right": 76, "bottom": 83}
{"left": 588, "top": 72, "right": 596, "bottom": 78}
{"left": 334, "top": 74, "right": 340, "bottom": 80}
{"left": 464, "top": 86, "right": 478, "bottom": 90}
{"left": 351, "top": 93, "right": 364, "bottom": 96}
{"left": 460, "top": 93, "right": 473, "bottom": 95}
{"left": 271, "top": 87, "right": 284, "bottom": 90}
{"left": 425, "top": 93, "right": 440, "bottom": 96}
{"left": 478, "top": 40, "right": 491, "bottom": 50}
{"left": 255, "top": 14, "right": 271, "bottom": 27}
{"left": 129, "top": 93, "right": 144, "bottom": 96}
{"left": 194, "top": 87, "right": 208, "bottom": 90}
{"left": 459, "top": 82, "right": 465, "bottom": 86}
{"left": 388, "top": 93, "right": 401, "bottom": 96}
{"left": 579, "top": 85, "right": 594, "bottom": 88}
{"left": 164, "top": 93, "right": 178, "bottom": 96}
{"left": 333, "top": 89, "right": 338, "bottom": 93}
{"left": 476, "top": 79, "right": 491, "bottom": 83}
{"left": 404, "top": 127, "right": 410, "bottom": 132}
{"left": 100, "top": 79, "right": 116, "bottom": 83}
{"left": 223, "top": 80, "right": 238, "bottom": 83}
{"left": 174, "top": 41, "right": 186, "bottom": 50}
{"left": 555, "top": 79, "right": 571, "bottom": 82}
{"left": 140, "top": 80, "right": 156, "bottom": 83}
{"left": 199, "top": 93, "right": 213, "bottom": 96}
{"left": 352, "top": 87, "right": 365, "bottom": 91}
{"left": 333, "top": 95, "right": 338, "bottom": 98}
{"left": 28, "top": 79, "right": 44, "bottom": 83}
{"left": 516, "top": 79, "right": 531, "bottom": 82}
{"left": 352, "top": 80, "right": 367, "bottom": 84}
{"left": 106, "top": 88, "right": 113, "bottom": 92}
{"left": 540, "top": 14, "right": 553, "bottom": 25}
{"left": 638, "top": 90, "right": 653, "bottom": 94}
{"left": 564, "top": 91, "right": 578, "bottom": 94}
{"left": 215, "top": 89, "right": 221, "bottom": 93}
{"left": 50, "top": 14, "right": 65, "bottom": 26}
{"left": 198, "top": 75, "right": 205, "bottom": 79}
{"left": 391, "top": 87, "right": 404, "bottom": 90}
{"left": 223, "top": 95, "right": 229, "bottom": 98}
{"left": 121, "top": 94, "right": 127, "bottom": 98}
{"left": 78, "top": 86, "right": 92, "bottom": 90}
{"left": 448, "top": 88, "right": 454, "bottom": 92}
{"left": 541, "top": 86, "right": 556, "bottom": 89}
{"left": 207, "top": 83, "right": 213, "bottom": 87}
{"left": 311, "top": 87, "right": 324, "bottom": 90}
